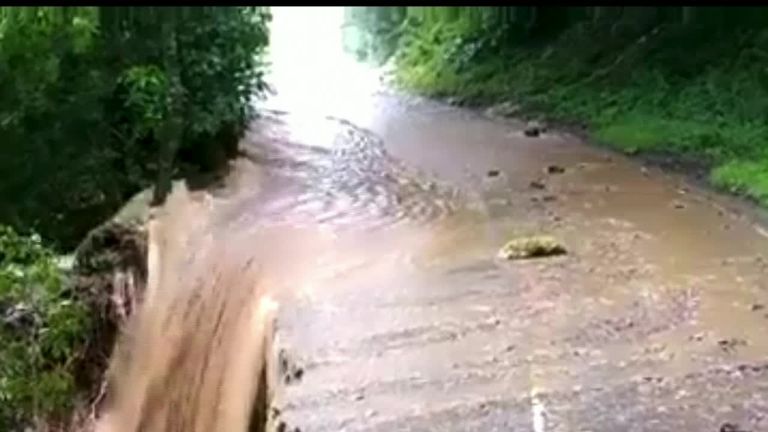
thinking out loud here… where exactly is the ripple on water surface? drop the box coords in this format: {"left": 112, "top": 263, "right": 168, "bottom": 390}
{"left": 242, "top": 110, "right": 459, "bottom": 231}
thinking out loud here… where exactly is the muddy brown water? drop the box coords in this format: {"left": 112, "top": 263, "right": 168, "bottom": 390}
{"left": 98, "top": 86, "right": 768, "bottom": 432}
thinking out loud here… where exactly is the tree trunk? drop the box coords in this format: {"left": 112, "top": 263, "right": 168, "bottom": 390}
{"left": 152, "top": 10, "right": 184, "bottom": 206}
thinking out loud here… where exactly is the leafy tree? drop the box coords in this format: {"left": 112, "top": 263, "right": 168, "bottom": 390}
{"left": 0, "top": 6, "right": 271, "bottom": 249}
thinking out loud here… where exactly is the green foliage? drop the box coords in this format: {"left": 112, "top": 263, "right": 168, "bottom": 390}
{"left": 712, "top": 160, "right": 768, "bottom": 206}
{"left": 0, "top": 225, "right": 90, "bottom": 429}
{"left": 119, "top": 65, "right": 170, "bottom": 136}
{"left": 352, "top": 6, "right": 768, "bottom": 205}
{"left": 0, "top": 7, "right": 271, "bottom": 250}
{"left": 343, "top": 7, "right": 406, "bottom": 64}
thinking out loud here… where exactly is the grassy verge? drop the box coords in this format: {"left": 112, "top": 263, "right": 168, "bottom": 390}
{"left": 392, "top": 21, "right": 768, "bottom": 205}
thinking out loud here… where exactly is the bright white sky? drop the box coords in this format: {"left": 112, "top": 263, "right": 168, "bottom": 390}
{"left": 265, "top": 7, "right": 380, "bottom": 119}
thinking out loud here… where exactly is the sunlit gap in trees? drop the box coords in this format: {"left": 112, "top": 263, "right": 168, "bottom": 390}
{"left": 264, "top": 6, "right": 381, "bottom": 121}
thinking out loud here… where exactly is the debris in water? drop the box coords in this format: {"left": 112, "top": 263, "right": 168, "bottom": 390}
{"left": 497, "top": 235, "right": 567, "bottom": 260}
{"left": 542, "top": 194, "right": 558, "bottom": 202}
{"left": 545, "top": 164, "right": 565, "bottom": 175}
{"left": 672, "top": 201, "right": 686, "bottom": 209}
{"left": 718, "top": 338, "right": 747, "bottom": 353}
{"left": 278, "top": 348, "right": 304, "bottom": 385}
{"left": 530, "top": 180, "right": 546, "bottom": 190}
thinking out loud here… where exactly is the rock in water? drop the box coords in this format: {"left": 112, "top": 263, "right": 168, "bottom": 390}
{"left": 545, "top": 164, "right": 565, "bottom": 175}
{"left": 498, "top": 235, "right": 567, "bottom": 260}
{"left": 485, "top": 101, "right": 520, "bottom": 118}
{"left": 524, "top": 120, "right": 545, "bottom": 137}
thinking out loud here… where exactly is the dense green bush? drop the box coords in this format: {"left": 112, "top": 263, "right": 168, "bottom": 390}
{"left": 0, "top": 7, "right": 271, "bottom": 249}
{"left": 0, "top": 225, "right": 90, "bottom": 429}
{"left": 349, "top": 6, "right": 768, "bottom": 205}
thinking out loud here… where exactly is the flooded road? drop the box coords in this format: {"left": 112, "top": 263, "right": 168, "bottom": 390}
{"left": 231, "top": 79, "right": 768, "bottom": 431}
{"left": 100, "top": 9, "right": 768, "bottom": 430}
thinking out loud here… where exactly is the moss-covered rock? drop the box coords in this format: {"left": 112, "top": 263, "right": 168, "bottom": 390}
{"left": 497, "top": 235, "right": 567, "bottom": 260}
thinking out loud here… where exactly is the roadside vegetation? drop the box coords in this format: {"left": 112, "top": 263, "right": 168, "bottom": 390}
{"left": 345, "top": 7, "right": 768, "bottom": 205}
{"left": 0, "top": 7, "right": 270, "bottom": 429}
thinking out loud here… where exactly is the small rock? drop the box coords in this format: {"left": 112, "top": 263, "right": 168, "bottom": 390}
{"left": 485, "top": 101, "right": 520, "bottom": 118}
{"left": 365, "top": 409, "right": 378, "bottom": 418}
{"left": 545, "top": 164, "right": 565, "bottom": 175}
{"left": 524, "top": 121, "right": 544, "bottom": 137}
{"left": 487, "top": 169, "right": 501, "bottom": 178}
{"left": 720, "top": 422, "right": 748, "bottom": 432}
{"left": 530, "top": 180, "right": 546, "bottom": 190}
{"left": 498, "top": 235, "right": 567, "bottom": 260}
{"left": 751, "top": 303, "right": 765, "bottom": 312}
{"left": 487, "top": 317, "right": 502, "bottom": 326}
{"left": 640, "top": 166, "right": 650, "bottom": 177}
{"left": 292, "top": 367, "right": 304, "bottom": 382}
{"left": 278, "top": 349, "right": 290, "bottom": 376}
{"left": 446, "top": 96, "right": 465, "bottom": 106}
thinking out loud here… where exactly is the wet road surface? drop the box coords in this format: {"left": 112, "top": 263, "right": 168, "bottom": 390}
{"left": 212, "top": 87, "right": 768, "bottom": 432}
